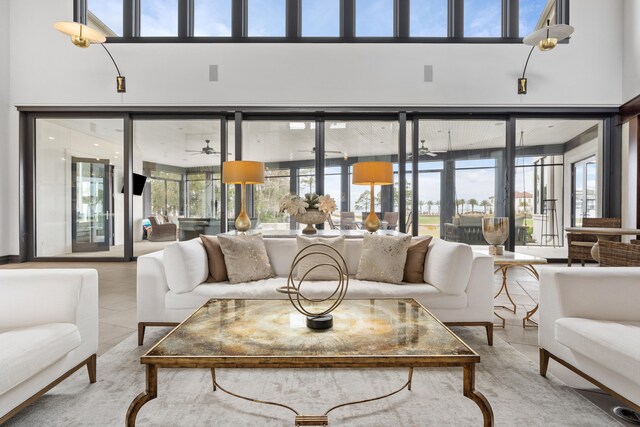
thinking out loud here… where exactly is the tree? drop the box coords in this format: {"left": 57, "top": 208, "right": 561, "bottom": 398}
{"left": 419, "top": 200, "right": 425, "bottom": 215}
{"left": 426, "top": 200, "right": 434, "bottom": 215}
{"left": 456, "top": 199, "right": 465, "bottom": 215}
{"left": 480, "top": 199, "right": 490, "bottom": 214}
{"left": 468, "top": 198, "right": 478, "bottom": 213}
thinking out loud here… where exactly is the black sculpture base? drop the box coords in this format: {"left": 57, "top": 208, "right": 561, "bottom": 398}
{"left": 306, "top": 315, "right": 333, "bottom": 330}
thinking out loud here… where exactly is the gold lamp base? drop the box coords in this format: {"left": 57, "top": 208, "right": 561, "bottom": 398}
{"left": 235, "top": 210, "right": 251, "bottom": 232}
{"left": 363, "top": 211, "right": 381, "bottom": 233}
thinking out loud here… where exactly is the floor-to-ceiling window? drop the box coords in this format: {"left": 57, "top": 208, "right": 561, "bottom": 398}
{"left": 242, "top": 120, "right": 316, "bottom": 230}
{"left": 324, "top": 120, "right": 400, "bottom": 230}
{"left": 514, "top": 118, "right": 602, "bottom": 259}
{"left": 418, "top": 119, "right": 506, "bottom": 246}
{"left": 35, "top": 118, "right": 125, "bottom": 258}
{"left": 25, "top": 111, "right": 615, "bottom": 262}
{"left": 134, "top": 119, "right": 225, "bottom": 255}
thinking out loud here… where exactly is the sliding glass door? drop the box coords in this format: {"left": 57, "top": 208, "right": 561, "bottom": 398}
{"left": 35, "top": 118, "right": 125, "bottom": 258}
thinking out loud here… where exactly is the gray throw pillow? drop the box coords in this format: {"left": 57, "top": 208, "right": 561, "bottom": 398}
{"left": 356, "top": 233, "right": 412, "bottom": 284}
{"left": 217, "top": 233, "right": 273, "bottom": 284}
{"left": 295, "top": 235, "right": 346, "bottom": 280}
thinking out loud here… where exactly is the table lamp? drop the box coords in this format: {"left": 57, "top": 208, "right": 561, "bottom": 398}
{"left": 223, "top": 161, "right": 264, "bottom": 232}
{"left": 352, "top": 161, "right": 393, "bottom": 232}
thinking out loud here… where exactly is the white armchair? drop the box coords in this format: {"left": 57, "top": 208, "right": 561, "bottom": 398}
{"left": 538, "top": 267, "right": 640, "bottom": 413}
{"left": 0, "top": 269, "right": 99, "bottom": 423}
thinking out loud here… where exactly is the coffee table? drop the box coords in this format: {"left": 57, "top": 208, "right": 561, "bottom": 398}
{"left": 126, "top": 298, "right": 494, "bottom": 426}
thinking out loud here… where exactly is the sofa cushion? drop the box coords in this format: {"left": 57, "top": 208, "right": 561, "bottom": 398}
{"left": 403, "top": 236, "right": 433, "bottom": 283}
{"left": 218, "top": 234, "right": 274, "bottom": 284}
{"left": 264, "top": 239, "right": 299, "bottom": 277}
{"left": 163, "top": 239, "right": 209, "bottom": 294}
{"left": 200, "top": 235, "right": 228, "bottom": 283}
{"left": 555, "top": 318, "right": 640, "bottom": 385}
{"left": 296, "top": 235, "right": 346, "bottom": 280}
{"left": 357, "top": 233, "right": 412, "bottom": 284}
{"left": 423, "top": 239, "right": 473, "bottom": 295}
{"left": 0, "top": 323, "right": 81, "bottom": 395}
{"left": 165, "top": 278, "right": 467, "bottom": 311}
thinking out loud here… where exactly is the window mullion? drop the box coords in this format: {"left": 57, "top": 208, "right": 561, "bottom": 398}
{"left": 178, "top": 0, "right": 194, "bottom": 37}
{"left": 396, "top": 0, "right": 409, "bottom": 38}
{"left": 502, "top": 0, "right": 518, "bottom": 38}
{"left": 123, "top": 0, "right": 140, "bottom": 37}
{"left": 448, "top": 0, "right": 464, "bottom": 38}
{"left": 341, "top": 0, "right": 355, "bottom": 40}
{"left": 286, "top": 0, "right": 301, "bottom": 39}
{"left": 232, "top": 0, "right": 246, "bottom": 38}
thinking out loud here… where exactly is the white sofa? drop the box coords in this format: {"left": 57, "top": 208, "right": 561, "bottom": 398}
{"left": 0, "top": 269, "right": 99, "bottom": 423}
{"left": 539, "top": 267, "right": 640, "bottom": 412}
{"left": 137, "top": 237, "right": 494, "bottom": 345}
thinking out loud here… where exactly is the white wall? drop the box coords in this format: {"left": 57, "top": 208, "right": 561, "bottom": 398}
{"left": 0, "top": 0, "right": 10, "bottom": 257}
{"left": 1, "top": 0, "right": 629, "bottom": 255}
{"left": 623, "top": 0, "right": 640, "bottom": 103}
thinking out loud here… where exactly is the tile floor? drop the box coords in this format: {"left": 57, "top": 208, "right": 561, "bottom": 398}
{"left": 1, "top": 260, "right": 634, "bottom": 425}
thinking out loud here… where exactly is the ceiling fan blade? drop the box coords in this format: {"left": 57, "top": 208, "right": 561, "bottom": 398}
{"left": 296, "top": 149, "right": 314, "bottom": 153}
{"left": 431, "top": 150, "right": 447, "bottom": 153}
{"left": 185, "top": 150, "right": 201, "bottom": 153}
{"left": 190, "top": 152, "right": 202, "bottom": 156}
{"left": 427, "top": 152, "right": 438, "bottom": 157}
{"left": 325, "top": 150, "right": 342, "bottom": 154}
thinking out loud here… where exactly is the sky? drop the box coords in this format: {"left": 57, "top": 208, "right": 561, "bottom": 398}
{"left": 89, "top": 0, "right": 549, "bottom": 38}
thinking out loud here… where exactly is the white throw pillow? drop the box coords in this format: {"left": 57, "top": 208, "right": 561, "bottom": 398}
{"left": 423, "top": 239, "right": 473, "bottom": 295}
{"left": 163, "top": 239, "right": 209, "bottom": 294}
{"left": 217, "top": 233, "right": 274, "bottom": 284}
{"left": 296, "top": 235, "right": 346, "bottom": 280}
{"left": 356, "top": 233, "right": 412, "bottom": 284}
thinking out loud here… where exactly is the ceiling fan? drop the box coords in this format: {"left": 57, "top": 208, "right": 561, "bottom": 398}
{"left": 185, "top": 140, "right": 219, "bottom": 156}
{"left": 409, "top": 140, "right": 446, "bottom": 158}
{"left": 297, "top": 146, "right": 348, "bottom": 160}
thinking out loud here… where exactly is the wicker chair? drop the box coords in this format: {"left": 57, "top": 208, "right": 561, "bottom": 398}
{"left": 598, "top": 240, "right": 640, "bottom": 266}
{"left": 148, "top": 215, "right": 177, "bottom": 242}
{"left": 567, "top": 217, "right": 621, "bottom": 266}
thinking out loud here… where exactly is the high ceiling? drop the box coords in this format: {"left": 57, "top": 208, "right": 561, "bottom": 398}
{"left": 42, "top": 118, "right": 600, "bottom": 168}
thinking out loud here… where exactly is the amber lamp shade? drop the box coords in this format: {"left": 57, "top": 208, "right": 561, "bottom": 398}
{"left": 223, "top": 161, "right": 265, "bottom": 232}
{"left": 352, "top": 162, "right": 393, "bottom": 232}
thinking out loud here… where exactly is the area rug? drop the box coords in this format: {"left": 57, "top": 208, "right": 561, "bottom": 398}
{"left": 6, "top": 328, "right": 620, "bottom": 426}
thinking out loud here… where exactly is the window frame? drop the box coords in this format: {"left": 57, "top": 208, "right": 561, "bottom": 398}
{"left": 77, "top": 0, "right": 570, "bottom": 43}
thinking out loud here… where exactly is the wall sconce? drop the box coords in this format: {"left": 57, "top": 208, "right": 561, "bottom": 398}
{"left": 518, "top": 19, "right": 574, "bottom": 95}
{"left": 54, "top": 21, "right": 126, "bottom": 93}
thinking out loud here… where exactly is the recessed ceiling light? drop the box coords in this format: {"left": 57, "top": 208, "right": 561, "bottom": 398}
{"left": 94, "top": 143, "right": 99, "bottom": 146}
{"left": 48, "top": 136, "right": 55, "bottom": 140}
{"left": 114, "top": 156, "right": 118, "bottom": 159}
{"left": 60, "top": 157, "right": 65, "bottom": 161}
{"left": 115, "top": 151, "right": 120, "bottom": 154}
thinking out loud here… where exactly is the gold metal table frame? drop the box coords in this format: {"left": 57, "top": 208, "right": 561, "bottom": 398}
{"left": 126, "top": 298, "right": 494, "bottom": 426}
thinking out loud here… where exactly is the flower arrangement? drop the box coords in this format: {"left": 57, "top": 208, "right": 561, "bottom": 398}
{"left": 279, "top": 192, "right": 337, "bottom": 216}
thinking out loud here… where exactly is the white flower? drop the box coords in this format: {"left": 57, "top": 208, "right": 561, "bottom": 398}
{"left": 279, "top": 194, "right": 308, "bottom": 215}
{"left": 317, "top": 194, "right": 337, "bottom": 214}
{"left": 288, "top": 198, "right": 309, "bottom": 215}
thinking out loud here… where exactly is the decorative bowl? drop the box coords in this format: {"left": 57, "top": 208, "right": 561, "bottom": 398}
{"left": 292, "top": 209, "right": 328, "bottom": 234}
